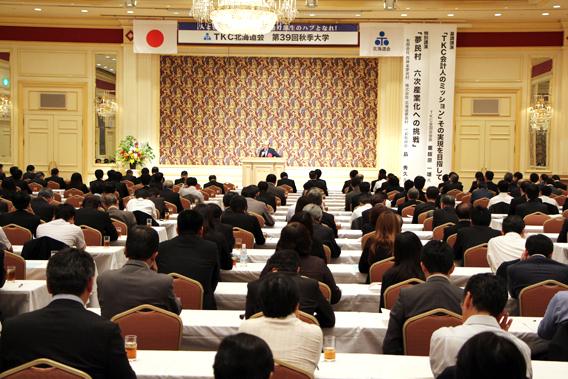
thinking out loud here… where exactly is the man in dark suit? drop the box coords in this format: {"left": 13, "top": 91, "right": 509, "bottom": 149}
{"left": 134, "top": 174, "right": 152, "bottom": 198}
{"left": 110, "top": 172, "right": 129, "bottom": 199}
{"left": 552, "top": 175, "right": 567, "bottom": 191}
{"left": 160, "top": 180, "right": 183, "bottom": 213}
{"left": 266, "top": 174, "right": 286, "bottom": 206}
{"left": 383, "top": 240, "right": 463, "bottom": 355}
{"left": 148, "top": 187, "right": 168, "bottom": 219}
{"left": 512, "top": 172, "right": 523, "bottom": 188}
{"left": 515, "top": 184, "right": 548, "bottom": 218}
{"left": 379, "top": 174, "right": 404, "bottom": 194}
{"left": 304, "top": 204, "right": 341, "bottom": 259}
{"left": 304, "top": 170, "right": 328, "bottom": 196}
{"left": 29, "top": 172, "right": 47, "bottom": 187}
{"left": 541, "top": 186, "right": 561, "bottom": 215}
{"left": 174, "top": 170, "right": 188, "bottom": 186}
{"left": 204, "top": 174, "right": 225, "bottom": 194}
{"left": 396, "top": 188, "right": 420, "bottom": 216}
{"left": 90, "top": 169, "right": 106, "bottom": 188}
{"left": 441, "top": 173, "right": 463, "bottom": 194}
{"left": 361, "top": 192, "right": 388, "bottom": 231}
{"left": 443, "top": 202, "right": 472, "bottom": 242}
{"left": 412, "top": 186, "right": 439, "bottom": 224}
{"left": 433, "top": 194, "right": 459, "bottom": 229}
{"left": 122, "top": 169, "right": 140, "bottom": 185}
{"left": 157, "top": 210, "right": 221, "bottom": 310}
{"left": 256, "top": 181, "right": 278, "bottom": 212}
{"left": 484, "top": 171, "right": 499, "bottom": 193}
{"left": 438, "top": 174, "right": 450, "bottom": 189}
{"left": 507, "top": 234, "right": 568, "bottom": 298}
{"left": 245, "top": 250, "right": 335, "bottom": 327}
{"left": 277, "top": 172, "right": 297, "bottom": 193}
{"left": 22, "top": 165, "right": 35, "bottom": 181}
{"left": 97, "top": 226, "right": 182, "bottom": 320}
{"left": 208, "top": 203, "right": 235, "bottom": 250}
{"left": 352, "top": 181, "right": 371, "bottom": 211}
{"left": 470, "top": 181, "right": 494, "bottom": 204}
{"left": 12, "top": 169, "right": 31, "bottom": 194}
{"left": 0, "top": 191, "right": 41, "bottom": 236}
{"left": 149, "top": 173, "right": 164, "bottom": 191}
{"left": 45, "top": 168, "right": 66, "bottom": 189}
{"left": 453, "top": 206, "right": 501, "bottom": 263}
{"left": 258, "top": 141, "right": 281, "bottom": 157}
{"left": 30, "top": 187, "right": 57, "bottom": 222}
{"left": 306, "top": 188, "right": 338, "bottom": 238}
{"left": 509, "top": 180, "right": 530, "bottom": 216}
{"left": 344, "top": 176, "right": 361, "bottom": 211}
{"left": 468, "top": 171, "right": 485, "bottom": 193}
{"left": 341, "top": 169, "right": 359, "bottom": 194}
{"left": 101, "top": 194, "right": 137, "bottom": 232}
{"left": 0, "top": 248, "right": 136, "bottom": 379}
{"left": 74, "top": 195, "right": 118, "bottom": 242}
{"left": 222, "top": 195, "right": 266, "bottom": 246}
{"left": 391, "top": 180, "right": 413, "bottom": 207}
{"left": 504, "top": 172, "right": 521, "bottom": 198}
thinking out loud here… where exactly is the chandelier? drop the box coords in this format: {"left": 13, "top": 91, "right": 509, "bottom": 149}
{"left": 192, "top": 0, "right": 298, "bottom": 35}
{"left": 96, "top": 91, "right": 117, "bottom": 122}
{"left": 528, "top": 95, "right": 552, "bottom": 132}
{"left": 0, "top": 97, "right": 10, "bottom": 120}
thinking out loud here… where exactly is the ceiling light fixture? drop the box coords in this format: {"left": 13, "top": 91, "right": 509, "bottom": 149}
{"left": 553, "top": 5, "right": 561, "bottom": 8}
{"left": 542, "top": 12, "right": 549, "bottom": 15}
{"left": 447, "top": 14, "right": 454, "bottom": 17}
{"left": 0, "top": 97, "right": 11, "bottom": 120}
{"left": 305, "top": 0, "right": 317, "bottom": 7}
{"left": 384, "top": 0, "right": 397, "bottom": 11}
{"left": 96, "top": 91, "right": 117, "bottom": 122}
{"left": 495, "top": 13, "right": 501, "bottom": 16}
{"left": 127, "top": 10, "right": 134, "bottom": 13}
{"left": 81, "top": 9, "right": 88, "bottom": 12}
{"left": 34, "top": 8, "right": 41, "bottom": 11}
{"left": 401, "top": 13, "right": 407, "bottom": 17}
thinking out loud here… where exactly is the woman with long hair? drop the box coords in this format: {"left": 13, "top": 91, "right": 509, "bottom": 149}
{"left": 286, "top": 195, "right": 313, "bottom": 222}
{"left": 193, "top": 204, "right": 233, "bottom": 270}
{"left": 1, "top": 177, "right": 17, "bottom": 201}
{"left": 362, "top": 204, "right": 389, "bottom": 235}
{"left": 289, "top": 211, "right": 327, "bottom": 263}
{"left": 379, "top": 231, "right": 426, "bottom": 309}
{"left": 66, "top": 173, "right": 89, "bottom": 194}
{"left": 359, "top": 210, "right": 401, "bottom": 283}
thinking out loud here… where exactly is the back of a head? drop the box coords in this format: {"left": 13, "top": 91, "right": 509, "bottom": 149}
{"left": 223, "top": 192, "right": 238, "bottom": 208}
{"left": 266, "top": 174, "right": 277, "bottom": 184}
{"left": 141, "top": 168, "right": 149, "bottom": 175}
{"left": 208, "top": 203, "right": 223, "bottom": 219}
{"left": 280, "top": 172, "right": 288, "bottom": 179}
{"left": 140, "top": 174, "right": 152, "bottom": 186}
{"left": 455, "top": 332, "right": 527, "bottom": 379}
{"left": 309, "top": 171, "right": 317, "bottom": 180}
{"left": 289, "top": 212, "right": 314, "bottom": 236}
{"left": 306, "top": 188, "right": 323, "bottom": 206}
{"left": 552, "top": 175, "right": 561, "bottom": 181}
{"left": 514, "top": 172, "right": 523, "bottom": 180}
{"left": 47, "top": 247, "right": 95, "bottom": 297}
{"left": 95, "top": 169, "right": 104, "bottom": 179}
{"left": 407, "top": 188, "right": 419, "bottom": 200}
{"left": 12, "top": 191, "right": 31, "bottom": 210}
{"left": 13, "top": 169, "right": 23, "bottom": 180}
{"left": 504, "top": 172, "right": 513, "bottom": 184}
{"left": 477, "top": 181, "right": 487, "bottom": 190}
{"left": 54, "top": 203, "right": 76, "bottom": 222}
{"left": 525, "top": 234, "right": 553, "bottom": 257}
{"left": 485, "top": 171, "right": 494, "bottom": 181}
{"left": 315, "top": 169, "right": 322, "bottom": 179}
{"left": 351, "top": 176, "right": 361, "bottom": 187}
{"left": 148, "top": 187, "right": 160, "bottom": 198}
{"left": 259, "top": 272, "right": 300, "bottom": 318}
{"left": 186, "top": 177, "right": 197, "bottom": 187}
{"left": 440, "top": 194, "right": 456, "bottom": 207}
{"left": 456, "top": 202, "right": 472, "bottom": 220}
{"left": 26, "top": 164, "right": 34, "bottom": 172}
{"left": 294, "top": 196, "right": 313, "bottom": 216}
{"left": 126, "top": 170, "right": 133, "bottom": 175}
{"left": 51, "top": 168, "right": 59, "bottom": 176}
{"left": 36, "top": 172, "right": 44, "bottom": 179}
{"left": 103, "top": 182, "right": 116, "bottom": 194}
{"left": 475, "top": 171, "right": 484, "bottom": 181}
{"left": 530, "top": 173, "right": 539, "bottom": 183}
{"left": 266, "top": 249, "right": 301, "bottom": 273}
{"left": 257, "top": 181, "right": 269, "bottom": 192}
{"left": 82, "top": 195, "right": 101, "bottom": 209}
{"left": 151, "top": 166, "right": 159, "bottom": 174}
{"left": 213, "top": 333, "right": 274, "bottom": 379}
{"left": 371, "top": 192, "right": 387, "bottom": 206}
{"left": 541, "top": 186, "right": 552, "bottom": 197}
{"left": 421, "top": 240, "right": 454, "bottom": 275}
{"left": 541, "top": 173, "right": 549, "bottom": 182}
{"left": 545, "top": 178, "right": 555, "bottom": 186}
{"left": 350, "top": 169, "right": 358, "bottom": 179}
{"left": 101, "top": 194, "right": 118, "bottom": 208}
{"left": 106, "top": 170, "right": 115, "bottom": 180}
{"left": 375, "top": 211, "right": 402, "bottom": 238}
{"left": 276, "top": 222, "right": 312, "bottom": 256}
{"left": 177, "top": 210, "right": 204, "bottom": 234}
{"left": 126, "top": 226, "right": 159, "bottom": 260}
{"left": 464, "top": 274, "right": 508, "bottom": 318}
{"left": 230, "top": 195, "right": 247, "bottom": 212}
{"left": 113, "top": 172, "right": 123, "bottom": 182}
{"left": 426, "top": 186, "right": 439, "bottom": 200}
{"left": 404, "top": 180, "right": 414, "bottom": 192}
{"left": 153, "top": 172, "right": 164, "bottom": 183}
{"left": 388, "top": 175, "right": 399, "bottom": 187}
{"left": 369, "top": 204, "right": 388, "bottom": 225}
{"left": 442, "top": 174, "right": 449, "bottom": 182}
{"left": 136, "top": 188, "right": 150, "bottom": 199}
{"left": 164, "top": 180, "right": 174, "bottom": 189}
{"left": 520, "top": 180, "right": 531, "bottom": 194}
{"left": 497, "top": 180, "right": 509, "bottom": 193}
{"left": 502, "top": 215, "right": 525, "bottom": 234}
{"left": 88, "top": 182, "right": 103, "bottom": 195}
{"left": 359, "top": 182, "right": 371, "bottom": 193}
{"left": 241, "top": 186, "right": 255, "bottom": 198}
{"left": 359, "top": 193, "right": 372, "bottom": 205}
{"left": 303, "top": 203, "right": 322, "bottom": 221}
{"left": 525, "top": 184, "right": 540, "bottom": 200}
{"left": 38, "top": 187, "right": 54, "bottom": 200}
{"left": 393, "top": 231, "right": 423, "bottom": 266}
{"left": 209, "top": 174, "right": 216, "bottom": 181}
{"left": 180, "top": 170, "right": 187, "bottom": 177}
{"left": 414, "top": 176, "right": 426, "bottom": 190}
{"left": 471, "top": 205, "right": 491, "bottom": 226}
{"left": 450, "top": 173, "right": 459, "bottom": 183}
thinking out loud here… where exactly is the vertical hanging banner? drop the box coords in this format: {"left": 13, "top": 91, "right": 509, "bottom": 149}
{"left": 400, "top": 25, "right": 456, "bottom": 184}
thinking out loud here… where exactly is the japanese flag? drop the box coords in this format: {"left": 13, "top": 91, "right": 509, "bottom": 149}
{"left": 133, "top": 20, "right": 178, "bottom": 54}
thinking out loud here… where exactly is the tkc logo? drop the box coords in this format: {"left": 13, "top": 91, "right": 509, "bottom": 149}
{"left": 204, "top": 32, "right": 212, "bottom": 41}
{"left": 375, "top": 31, "right": 389, "bottom": 46}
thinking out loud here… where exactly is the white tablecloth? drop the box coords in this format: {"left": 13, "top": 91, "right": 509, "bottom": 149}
{"left": 152, "top": 226, "right": 169, "bottom": 243}
{"left": 156, "top": 220, "right": 178, "bottom": 239}
{"left": 0, "top": 280, "right": 51, "bottom": 318}
{"left": 262, "top": 224, "right": 424, "bottom": 239}
{"left": 553, "top": 243, "right": 568, "bottom": 264}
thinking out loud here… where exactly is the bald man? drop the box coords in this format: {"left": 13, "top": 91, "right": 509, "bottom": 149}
{"left": 258, "top": 141, "right": 281, "bottom": 158}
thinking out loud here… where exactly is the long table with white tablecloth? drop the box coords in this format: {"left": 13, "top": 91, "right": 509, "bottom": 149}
{"left": 0, "top": 280, "right": 51, "bottom": 318}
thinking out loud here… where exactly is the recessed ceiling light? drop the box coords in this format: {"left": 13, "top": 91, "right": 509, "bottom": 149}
{"left": 495, "top": 13, "right": 501, "bottom": 16}
{"left": 110, "top": 69, "right": 114, "bottom": 71}
{"left": 127, "top": 10, "right": 133, "bottom": 13}
{"left": 401, "top": 14, "right": 407, "bottom": 17}
{"left": 97, "top": 64, "right": 101, "bottom": 66}
{"left": 104, "top": 66, "right": 107, "bottom": 68}
{"left": 81, "top": 9, "right": 88, "bottom": 12}
{"left": 355, "top": 13, "right": 360, "bottom": 16}
{"left": 309, "top": 13, "right": 315, "bottom": 16}
{"left": 34, "top": 8, "right": 41, "bottom": 11}
{"left": 542, "top": 12, "right": 549, "bottom": 15}
{"left": 166, "top": 5, "right": 170, "bottom": 7}
{"left": 106, "top": 56, "right": 110, "bottom": 58}
{"left": 447, "top": 14, "right": 454, "bottom": 17}
{"left": 405, "top": 7, "right": 410, "bottom": 10}
{"left": 173, "top": 12, "right": 179, "bottom": 14}
{"left": 553, "top": 5, "right": 561, "bottom": 8}
{"left": 112, "top": 58, "right": 116, "bottom": 61}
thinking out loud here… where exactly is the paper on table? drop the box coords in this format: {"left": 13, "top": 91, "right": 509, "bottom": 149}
{"left": 523, "top": 320, "right": 539, "bottom": 332}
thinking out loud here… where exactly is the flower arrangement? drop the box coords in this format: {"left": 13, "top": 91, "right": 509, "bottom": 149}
{"left": 115, "top": 135, "right": 155, "bottom": 168}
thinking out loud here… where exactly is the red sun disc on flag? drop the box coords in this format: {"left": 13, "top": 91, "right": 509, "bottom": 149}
{"left": 146, "top": 29, "right": 164, "bottom": 48}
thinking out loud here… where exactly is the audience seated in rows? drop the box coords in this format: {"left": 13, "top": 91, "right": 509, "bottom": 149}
{"left": 442, "top": 202, "right": 472, "bottom": 243}
{"left": 344, "top": 176, "right": 361, "bottom": 211}
{"left": 289, "top": 211, "right": 327, "bottom": 263}
{"left": 126, "top": 188, "right": 158, "bottom": 219}
{"left": 306, "top": 188, "right": 338, "bottom": 237}
{"left": 343, "top": 169, "right": 359, "bottom": 193}
{"left": 30, "top": 187, "right": 56, "bottom": 222}
{"left": 538, "top": 291, "right": 568, "bottom": 342}
{"left": 179, "top": 177, "right": 204, "bottom": 204}
{"left": 123, "top": 169, "right": 140, "bottom": 185}
{"left": 75, "top": 195, "right": 118, "bottom": 242}
{"left": 277, "top": 171, "right": 296, "bottom": 193}
{"left": 412, "top": 186, "right": 438, "bottom": 224}
{"left": 362, "top": 202, "right": 389, "bottom": 235}
{"left": 0, "top": 191, "right": 41, "bottom": 236}
{"left": 441, "top": 173, "right": 463, "bottom": 194}
{"left": 204, "top": 174, "right": 225, "bottom": 194}
{"left": 267, "top": 174, "right": 287, "bottom": 206}
{"left": 256, "top": 181, "right": 278, "bottom": 212}
{"left": 433, "top": 194, "right": 459, "bottom": 229}
{"left": 361, "top": 192, "right": 388, "bottom": 233}
{"left": 36, "top": 203, "right": 86, "bottom": 249}
{"left": 396, "top": 187, "right": 420, "bottom": 216}
{"left": 160, "top": 180, "right": 183, "bottom": 213}
{"left": 222, "top": 195, "right": 265, "bottom": 246}
{"left": 488, "top": 180, "right": 514, "bottom": 214}
{"left": 516, "top": 184, "right": 549, "bottom": 218}
{"left": 194, "top": 204, "right": 232, "bottom": 270}
{"left": 101, "top": 193, "right": 137, "bottom": 232}
{"left": 304, "top": 204, "right": 341, "bottom": 259}
{"left": 208, "top": 203, "right": 235, "bottom": 251}
{"left": 242, "top": 185, "right": 275, "bottom": 227}
{"left": 66, "top": 172, "right": 90, "bottom": 194}
{"left": 470, "top": 180, "right": 494, "bottom": 204}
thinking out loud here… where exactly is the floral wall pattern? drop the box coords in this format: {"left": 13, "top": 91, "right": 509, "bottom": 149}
{"left": 159, "top": 56, "right": 378, "bottom": 167}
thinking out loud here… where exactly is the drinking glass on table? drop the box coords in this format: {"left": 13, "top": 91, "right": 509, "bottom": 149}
{"left": 104, "top": 236, "right": 110, "bottom": 247}
{"left": 116, "top": 227, "right": 122, "bottom": 238}
{"left": 125, "top": 335, "right": 137, "bottom": 361}
{"left": 6, "top": 266, "right": 15, "bottom": 282}
{"left": 324, "top": 336, "right": 336, "bottom": 362}
{"left": 168, "top": 207, "right": 174, "bottom": 216}
{"left": 146, "top": 218, "right": 152, "bottom": 227}
{"left": 235, "top": 238, "right": 242, "bottom": 250}
{"left": 164, "top": 212, "right": 170, "bottom": 221}
{"left": 336, "top": 222, "right": 342, "bottom": 230}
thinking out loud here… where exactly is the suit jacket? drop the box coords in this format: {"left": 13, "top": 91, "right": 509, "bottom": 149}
{"left": 159, "top": 188, "right": 183, "bottom": 213}
{"left": 321, "top": 211, "right": 338, "bottom": 238}
{"left": 345, "top": 188, "right": 361, "bottom": 211}
{"left": 496, "top": 259, "right": 520, "bottom": 281}
{"left": 174, "top": 177, "right": 186, "bottom": 185}
{"left": 258, "top": 147, "right": 280, "bottom": 157}
{"left": 0, "top": 299, "right": 136, "bottom": 379}
{"left": 469, "top": 180, "right": 479, "bottom": 193}
{"left": 361, "top": 207, "right": 373, "bottom": 232}
{"left": 204, "top": 181, "right": 225, "bottom": 194}
{"left": 0, "top": 201, "right": 7, "bottom": 213}
{"left": 277, "top": 177, "right": 297, "bottom": 193}
{"left": 111, "top": 181, "right": 129, "bottom": 198}
{"left": 89, "top": 179, "right": 106, "bottom": 189}
{"left": 341, "top": 179, "right": 353, "bottom": 194}
{"left": 29, "top": 178, "right": 47, "bottom": 187}
{"left": 149, "top": 182, "right": 164, "bottom": 191}
{"left": 412, "top": 201, "right": 436, "bottom": 224}
{"left": 157, "top": 233, "right": 221, "bottom": 309}
{"left": 507, "top": 255, "right": 568, "bottom": 298}
{"left": 304, "top": 179, "right": 328, "bottom": 196}
{"left": 470, "top": 189, "right": 494, "bottom": 204}
{"left": 554, "top": 181, "right": 568, "bottom": 191}
{"left": 222, "top": 211, "right": 265, "bottom": 246}
{"left": 256, "top": 191, "right": 278, "bottom": 212}
{"left": 75, "top": 207, "right": 118, "bottom": 241}
{"left": 150, "top": 196, "right": 168, "bottom": 218}
{"left": 559, "top": 218, "right": 568, "bottom": 243}
{"left": 509, "top": 186, "right": 521, "bottom": 198}
{"left": 268, "top": 183, "right": 286, "bottom": 206}
{"left": 508, "top": 195, "right": 527, "bottom": 216}
{"left": 107, "top": 207, "right": 137, "bottom": 232}
{"left": 382, "top": 276, "right": 463, "bottom": 355}
{"left": 122, "top": 175, "right": 140, "bottom": 185}
{"left": 22, "top": 171, "right": 35, "bottom": 180}
{"left": 313, "top": 222, "right": 341, "bottom": 258}
{"left": 441, "top": 182, "right": 463, "bottom": 194}
{"left": 0, "top": 209, "right": 41, "bottom": 236}
{"left": 433, "top": 207, "right": 459, "bottom": 229}
{"left": 486, "top": 181, "right": 499, "bottom": 193}
{"left": 97, "top": 260, "right": 182, "bottom": 319}
{"left": 516, "top": 199, "right": 548, "bottom": 218}
{"left": 442, "top": 220, "right": 471, "bottom": 242}
{"left": 45, "top": 175, "right": 66, "bottom": 189}
{"left": 14, "top": 179, "right": 32, "bottom": 194}
{"left": 245, "top": 272, "right": 335, "bottom": 327}
{"left": 245, "top": 197, "right": 275, "bottom": 226}
{"left": 453, "top": 225, "right": 502, "bottom": 261}
{"left": 215, "top": 219, "right": 235, "bottom": 250}
{"left": 397, "top": 199, "right": 418, "bottom": 215}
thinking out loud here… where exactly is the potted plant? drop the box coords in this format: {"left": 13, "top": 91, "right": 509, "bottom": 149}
{"left": 115, "top": 135, "right": 155, "bottom": 169}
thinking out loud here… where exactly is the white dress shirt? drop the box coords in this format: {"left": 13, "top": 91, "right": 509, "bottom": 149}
{"left": 487, "top": 192, "right": 513, "bottom": 208}
{"left": 0, "top": 227, "right": 12, "bottom": 251}
{"left": 125, "top": 198, "right": 157, "bottom": 219}
{"left": 238, "top": 314, "right": 323, "bottom": 374}
{"left": 286, "top": 203, "right": 296, "bottom": 222}
{"left": 349, "top": 203, "right": 372, "bottom": 225}
{"left": 36, "top": 219, "right": 86, "bottom": 250}
{"left": 179, "top": 186, "right": 204, "bottom": 204}
{"left": 487, "top": 232, "right": 526, "bottom": 273}
{"left": 373, "top": 179, "right": 386, "bottom": 192}
{"left": 430, "top": 314, "right": 532, "bottom": 378}
{"left": 540, "top": 195, "right": 559, "bottom": 208}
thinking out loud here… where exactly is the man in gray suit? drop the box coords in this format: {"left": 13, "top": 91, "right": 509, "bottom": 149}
{"left": 97, "top": 226, "right": 182, "bottom": 320}
{"left": 242, "top": 185, "right": 275, "bottom": 227}
{"left": 101, "top": 194, "right": 137, "bottom": 232}
{"left": 266, "top": 174, "right": 287, "bottom": 206}
{"left": 383, "top": 240, "right": 463, "bottom": 355}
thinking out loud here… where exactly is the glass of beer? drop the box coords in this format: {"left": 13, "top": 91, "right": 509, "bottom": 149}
{"left": 336, "top": 222, "right": 342, "bottom": 230}
{"left": 323, "top": 335, "right": 336, "bottom": 362}
{"left": 6, "top": 266, "right": 15, "bottom": 282}
{"left": 232, "top": 253, "right": 237, "bottom": 266}
{"left": 104, "top": 236, "right": 110, "bottom": 247}
{"left": 263, "top": 232, "right": 268, "bottom": 239}
{"left": 125, "top": 335, "right": 137, "bottom": 361}
{"left": 194, "top": 200, "right": 198, "bottom": 206}
{"left": 164, "top": 212, "right": 170, "bottom": 221}
{"left": 146, "top": 218, "right": 152, "bottom": 227}
{"left": 116, "top": 227, "right": 122, "bottom": 238}
{"left": 168, "top": 207, "right": 174, "bottom": 215}
{"left": 235, "top": 238, "right": 242, "bottom": 250}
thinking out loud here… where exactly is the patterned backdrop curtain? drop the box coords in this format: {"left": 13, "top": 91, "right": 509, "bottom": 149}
{"left": 159, "top": 56, "right": 378, "bottom": 167}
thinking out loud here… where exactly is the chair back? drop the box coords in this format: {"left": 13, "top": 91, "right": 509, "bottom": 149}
{"left": 267, "top": 205, "right": 274, "bottom": 214}
{"left": 46, "top": 181, "right": 60, "bottom": 190}
{"left": 172, "top": 184, "right": 182, "bottom": 193}
{"left": 432, "top": 222, "right": 454, "bottom": 241}
{"left": 121, "top": 196, "right": 134, "bottom": 208}
{"left": 65, "top": 196, "right": 84, "bottom": 208}
{"left": 280, "top": 184, "right": 293, "bottom": 193}
{"left": 63, "top": 188, "right": 84, "bottom": 198}
{"left": 564, "top": 209, "right": 568, "bottom": 219}
{"left": 383, "top": 278, "right": 425, "bottom": 310}
{"left": 1, "top": 198, "right": 14, "bottom": 212}
{"left": 111, "top": 219, "right": 128, "bottom": 236}
{"left": 164, "top": 201, "right": 177, "bottom": 214}
{"left": 543, "top": 218, "right": 564, "bottom": 234}
{"left": 455, "top": 192, "right": 466, "bottom": 201}
{"left": 361, "top": 232, "right": 374, "bottom": 250}
{"left": 318, "top": 281, "right": 331, "bottom": 302}
{"left": 401, "top": 205, "right": 415, "bottom": 218}
{"left": 387, "top": 191, "right": 399, "bottom": 201}
{"left": 80, "top": 225, "right": 102, "bottom": 246}
{"left": 0, "top": 358, "right": 92, "bottom": 379}
{"left": 369, "top": 257, "right": 395, "bottom": 283}
{"left": 447, "top": 233, "right": 457, "bottom": 248}
{"left": 168, "top": 273, "right": 204, "bottom": 309}
{"left": 111, "top": 304, "right": 183, "bottom": 350}
{"left": 489, "top": 202, "right": 510, "bottom": 215}
{"left": 417, "top": 212, "right": 429, "bottom": 225}
{"left": 199, "top": 190, "right": 210, "bottom": 201}
{"left": 403, "top": 308, "right": 462, "bottom": 356}
{"left": 463, "top": 243, "right": 489, "bottom": 267}
{"left": 273, "top": 359, "right": 314, "bottom": 379}
{"left": 28, "top": 183, "right": 43, "bottom": 193}
{"left": 472, "top": 197, "right": 490, "bottom": 208}
{"left": 524, "top": 212, "right": 551, "bottom": 226}
{"left": 233, "top": 227, "right": 255, "bottom": 248}
{"left": 423, "top": 217, "right": 433, "bottom": 231}
{"left": 122, "top": 180, "right": 134, "bottom": 188}
{"left": 396, "top": 197, "right": 406, "bottom": 206}
{"left": 224, "top": 182, "right": 236, "bottom": 191}
{"left": 249, "top": 211, "right": 265, "bottom": 228}
{"left": 447, "top": 189, "right": 461, "bottom": 197}
{"left": 2, "top": 224, "right": 33, "bottom": 245}
{"left": 461, "top": 194, "right": 472, "bottom": 203}
{"left": 322, "top": 244, "right": 331, "bottom": 264}
{"left": 4, "top": 251, "right": 26, "bottom": 280}
{"left": 555, "top": 196, "right": 567, "bottom": 207}
{"left": 519, "top": 280, "right": 568, "bottom": 317}
{"left": 180, "top": 197, "right": 192, "bottom": 210}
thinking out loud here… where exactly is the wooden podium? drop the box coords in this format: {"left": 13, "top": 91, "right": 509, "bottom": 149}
{"left": 241, "top": 158, "right": 286, "bottom": 187}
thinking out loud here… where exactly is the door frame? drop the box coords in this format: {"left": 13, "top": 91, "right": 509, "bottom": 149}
{"left": 18, "top": 81, "right": 88, "bottom": 176}
{"left": 453, "top": 87, "right": 522, "bottom": 173}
